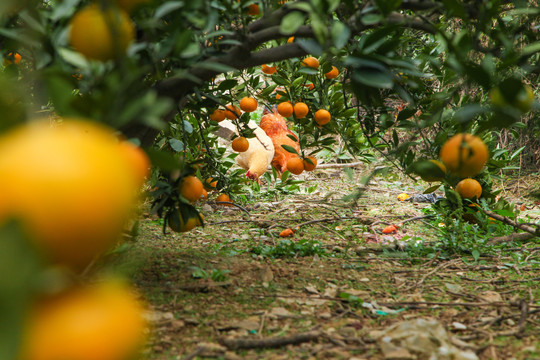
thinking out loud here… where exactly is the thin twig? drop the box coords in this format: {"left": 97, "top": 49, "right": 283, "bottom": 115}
{"left": 315, "top": 161, "right": 365, "bottom": 169}
{"left": 483, "top": 210, "right": 539, "bottom": 242}
{"left": 461, "top": 276, "right": 540, "bottom": 284}
{"left": 218, "top": 331, "right": 321, "bottom": 350}
{"left": 181, "top": 346, "right": 206, "bottom": 360}
{"left": 252, "top": 293, "right": 540, "bottom": 309}
{"left": 212, "top": 201, "right": 251, "bottom": 215}
{"left": 403, "top": 260, "right": 455, "bottom": 292}
{"left": 490, "top": 232, "right": 536, "bottom": 244}
{"left": 207, "top": 219, "right": 274, "bottom": 225}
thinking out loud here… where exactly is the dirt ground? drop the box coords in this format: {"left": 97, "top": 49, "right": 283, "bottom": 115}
{"left": 126, "top": 165, "right": 540, "bottom": 360}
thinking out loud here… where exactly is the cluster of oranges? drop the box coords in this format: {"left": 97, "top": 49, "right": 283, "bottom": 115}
{"left": 268, "top": 56, "right": 338, "bottom": 128}
{"left": 3, "top": 52, "right": 21, "bottom": 66}
{"left": 286, "top": 155, "right": 318, "bottom": 175}
{"left": 420, "top": 133, "right": 489, "bottom": 201}
{"left": 0, "top": 119, "right": 150, "bottom": 360}
{"left": 209, "top": 96, "right": 259, "bottom": 153}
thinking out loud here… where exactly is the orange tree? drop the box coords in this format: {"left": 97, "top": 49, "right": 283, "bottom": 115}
{"left": 2, "top": 0, "right": 540, "bottom": 358}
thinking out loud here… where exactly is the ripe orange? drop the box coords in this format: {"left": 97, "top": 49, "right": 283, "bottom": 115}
{"left": 382, "top": 225, "right": 398, "bottom": 234}
{"left": 216, "top": 193, "right": 233, "bottom": 207}
{"left": 247, "top": 4, "right": 259, "bottom": 15}
{"left": 209, "top": 109, "right": 226, "bottom": 122}
{"left": 115, "top": 0, "right": 151, "bottom": 13}
{"left": 239, "top": 97, "right": 258, "bottom": 112}
{"left": 286, "top": 157, "right": 304, "bottom": 175}
{"left": 205, "top": 177, "right": 218, "bottom": 190}
{"left": 21, "top": 280, "right": 146, "bottom": 360}
{"left": 440, "top": 133, "right": 489, "bottom": 177}
{"left": 179, "top": 175, "right": 204, "bottom": 202}
{"left": 224, "top": 104, "right": 241, "bottom": 120}
{"left": 293, "top": 102, "right": 309, "bottom": 118}
{"left": 455, "top": 178, "right": 482, "bottom": 200}
{"left": 232, "top": 136, "right": 249, "bottom": 152}
{"left": 168, "top": 211, "right": 197, "bottom": 232}
{"left": 261, "top": 64, "right": 277, "bottom": 75}
{"left": 303, "top": 156, "right": 317, "bottom": 171}
{"left": 305, "top": 83, "right": 315, "bottom": 90}
{"left": 420, "top": 160, "right": 446, "bottom": 182}
{"left": 302, "top": 56, "right": 319, "bottom": 69}
{"left": 287, "top": 37, "right": 294, "bottom": 43}
{"left": 0, "top": 119, "right": 140, "bottom": 269}
{"left": 119, "top": 141, "right": 151, "bottom": 186}
{"left": 201, "top": 188, "right": 208, "bottom": 200}
{"left": 277, "top": 102, "right": 294, "bottom": 117}
{"left": 279, "top": 228, "right": 294, "bottom": 237}
{"left": 69, "top": 4, "right": 135, "bottom": 61}
{"left": 275, "top": 93, "right": 282, "bottom": 100}
{"left": 3, "top": 52, "right": 21, "bottom": 66}
{"left": 314, "top": 109, "right": 331, "bottom": 125}
{"left": 325, "top": 66, "right": 339, "bottom": 79}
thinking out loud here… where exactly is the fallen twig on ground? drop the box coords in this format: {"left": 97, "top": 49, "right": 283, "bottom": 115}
{"left": 178, "top": 280, "right": 233, "bottom": 292}
{"left": 218, "top": 330, "right": 322, "bottom": 350}
{"left": 180, "top": 346, "right": 206, "bottom": 360}
{"left": 403, "top": 260, "right": 457, "bottom": 292}
{"left": 252, "top": 293, "right": 540, "bottom": 309}
{"left": 212, "top": 201, "right": 251, "bottom": 215}
{"left": 316, "top": 162, "right": 365, "bottom": 169}
{"left": 371, "top": 214, "right": 434, "bottom": 227}
{"left": 483, "top": 210, "right": 539, "bottom": 243}
{"left": 489, "top": 232, "right": 536, "bottom": 244}
{"left": 460, "top": 276, "right": 540, "bottom": 284}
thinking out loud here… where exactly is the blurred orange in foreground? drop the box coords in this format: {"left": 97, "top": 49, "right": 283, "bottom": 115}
{"left": 0, "top": 119, "right": 140, "bottom": 269}
{"left": 20, "top": 280, "right": 147, "bottom": 360}
{"left": 119, "top": 141, "right": 151, "bottom": 186}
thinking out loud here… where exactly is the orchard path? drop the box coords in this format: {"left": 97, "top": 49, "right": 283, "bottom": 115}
{"left": 130, "top": 165, "right": 540, "bottom": 360}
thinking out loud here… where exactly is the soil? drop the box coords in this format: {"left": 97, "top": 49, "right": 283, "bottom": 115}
{"left": 126, "top": 165, "right": 540, "bottom": 360}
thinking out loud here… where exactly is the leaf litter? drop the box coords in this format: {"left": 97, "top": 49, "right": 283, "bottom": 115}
{"left": 131, "top": 167, "right": 540, "bottom": 359}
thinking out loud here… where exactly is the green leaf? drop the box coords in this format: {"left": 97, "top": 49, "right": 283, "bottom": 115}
{"left": 453, "top": 104, "right": 484, "bottom": 124}
{"left": 424, "top": 184, "right": 442, "bottom": 194}
{"left": 411, "top": 160, "right": 446, "bottom": 180}
{"left": 57, "top": 48, "right": 89, "bottom": 69}
{"left": 280, "top": 11, "right": 306, "bottom": 35}
{"left": 396, "top": 108, "right": 416, "bottom": 121}
{"left": 361, "top": 14, "right": 382, "bottom": 25}
{"left": 154, "top": 1, "right": 184, "bottom": 19}
{"left": 296, "top": 39, "right": 323, "bottom": 56}
{"left": 352, "top": 69, "right": 394, "bottom": 89}
{"left": 311, "top": 15, "right": 328, "bottom": 43}
{"left": 298, "top": 67, "right": 318, "bottom": 75}
{"left": 286, "top": 134, "right": 298, "bottom": 142}
{"left": 331, "top": 21, "right": 350, "bottom": 49}
{"left": 271, "top": 75, "right": 289, "bottom": 86}
{"left": 292, "top": 77, "right": 305, "bottom": 87}
{"left": 169, "top": 139, "right": 184, "bottom": 152}
{"left": 217, "top": 79, "right": 238, "bottom": 91}
{"left": 146, "top": 148, "right": 181, "bottom": 172}
{"left": 0, "top": 221, "right": 42, "bottom": 360}
{"left": 194, "top": 61, "right": 236, "bottom": 73}
{"left": 281, "top": 144, "right": 299, "bottom": 154}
